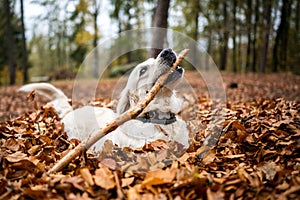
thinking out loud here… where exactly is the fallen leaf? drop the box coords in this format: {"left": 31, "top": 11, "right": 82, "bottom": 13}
{"left": 80, "top": 167, "right": 94, "bottom": 186}
{"left": 142, "top": 167, "right": 177, "bottom": 187}
{"left": 261, "top": 162, "right": 277, "bottom": 181}
{"left": 6, "top": 151, "right": 28, "bottom": 162}
{"left": 101, "top": 158, "right": 117, "bottom": 170}
{"left": 94, "top": 167, "right": 116, "bottom": 189}
{"left": 121, "top": 177, "right": 135, "bottom": 188}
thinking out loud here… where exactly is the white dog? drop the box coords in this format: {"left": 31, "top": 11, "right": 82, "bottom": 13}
{"left": 20, "top": 48, "right": 189, "bottom": 151}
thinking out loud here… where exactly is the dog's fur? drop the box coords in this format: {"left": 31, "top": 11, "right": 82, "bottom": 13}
{"left": 19, "top": 49, "right": 189, "bottom": 151}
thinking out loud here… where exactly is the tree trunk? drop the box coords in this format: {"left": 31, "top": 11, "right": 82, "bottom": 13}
{"left": 251, "top": 0, "right": 259, "bottom": 72}
{"left": 259, "top": 0, "right": 272, "bottom": 73}
{"left": 148, "top": 0, "right": 170, "bottom": 58}
{"left": 206, "top": 20, "right": 212, "bottom": 71}
{"left": 232, "top": 0, "right": 237, "bottom": 72}
{"left": 245, "top": 0, "right": 252, "bottom": 72}
{"left": 20, "top": 0, "right": 29, "bottom": 83}
{"left": 280, "top": 0, "right": 292, "bottom": 71}
{"left": 296, "top": 1, "right": 300, "bottom": 33}
{"left": 220, "top": 0, "right": 228, "bottom": 71}
{"left": 4, "top": 0, "right": 16, "bottom": 85}
{"left": 205, "top": 35, "right": 212, "bottom": 71}
{"left": 192, "top": 1, "right": 200, "bottom": 70}
{"left": 292, "top": 0, "right": 300, "bottom": 73}
{"left": 56, "top": 29, "right": 62, "bottom": 68}
{"left": 124, "top": 2, "right": 133, "bottom": 63}
{"left": 272, "top": 0, "right": 292, "bottom": 72}
{"left": 93, "top": 0, "right": 100, "bottom": 78}
{"left": 238, "top": 25, "right": 243, "bottom": 71}
{"left": 48, "top": 22, "right": 54, "bottom": 71}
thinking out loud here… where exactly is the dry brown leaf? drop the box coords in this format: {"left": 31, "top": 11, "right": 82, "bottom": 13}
{"left": 6, "top": 151, "right": 28, "bottom": 162}
{"left": 3, "top": 138, "right": 20, "bottom": 151}
{"left": 80, "top": 167, "right": 94, "bottom": 186}
{"left": 94, "top": 167, "right": 116, "bottom": 189}
{"left": 127, "top": 187, "right": 141, "bottom": 200}
{"left": 100, "top": 158, "right": 117, "bottom": 170}
{"left": 121, "top": 177, "right": 135, "bottom": 188}
{"left": 261, "top": 162, "right": 277, "bottom": 181}
{"left": 201, "top": 149, "right": 216, "bottom": 165}
{"left": 142, "top": 167, "right": 177, "bottom": 187}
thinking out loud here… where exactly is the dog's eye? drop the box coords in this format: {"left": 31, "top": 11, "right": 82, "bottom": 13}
{"left": 139, "top": 67, "right": 148, "bottom": 76}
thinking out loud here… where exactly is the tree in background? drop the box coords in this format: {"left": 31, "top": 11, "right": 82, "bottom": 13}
{"left": 219, "top": 0, "right": 229, "bottom": 71}
{"left": 231, "top": 0, "right": 237, "bottom": 72}
{"left": 70, "top": 0, "right": 93, "bottom": 69}
{"left": 110, "top": 0, "right": 148, "bottom": 63}
{"left": 245, "top": 0, "right": 252, "bottom": 72}
{"left": 273, "top": 0, "right": 292, "bottom": 72}
{"left": 251, "top": 0, "right": 260, "bottom": 72}
{"left": 0, "top": 3, "right": 9, "bottom": 82}
{"left": 20, "top": 0, "right": 29, "bottom": 83}
{"left": 174, "top": 0, "right": 201, "bottom": 69}
{"left": 30, "top": 0, "right": 101, "bottom": 78}
{"left": 259, "top": 0, "right": 272, "bottom": 73}
{"left": 1, "top": 0, "right": 24, "bottom": 85}
{"left": 1, "top": 0, "right": 300, "bottom": 84}
{"left": 30, "top": 0, "right": 71, "bottom": 75}
{"left": 289, "top": 0, "right": 300, "bottom": 74}
{"left": 200, "top": 0, "right": 220, "bottom": 70}
{"left": 148, "top": 0, "right": 171, "bottom": 58}
{"left": 4, "top": 0, "right": 16, "bottom": 85}
{"left": 91, "top": 0, "right": 101, "bottom": 78}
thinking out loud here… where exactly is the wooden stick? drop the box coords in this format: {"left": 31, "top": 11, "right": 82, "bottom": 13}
{"left": 48, "top": 49, "right": 189, "bottom": 174}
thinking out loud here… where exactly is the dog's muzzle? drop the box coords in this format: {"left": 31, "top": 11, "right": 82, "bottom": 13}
{"left": 159, "top": 48, "right": 184, "bottom": 83}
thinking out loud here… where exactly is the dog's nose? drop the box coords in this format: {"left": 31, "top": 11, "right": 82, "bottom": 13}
{"left": 160, "top": 48, "right": 173, "bottom": 57}
{"left": 160, "top": 48, "right": 176, "bottom": 64}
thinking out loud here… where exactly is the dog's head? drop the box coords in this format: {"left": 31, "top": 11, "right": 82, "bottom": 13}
{"left": 117, "top": 48, "right": 184, "bottom": 125}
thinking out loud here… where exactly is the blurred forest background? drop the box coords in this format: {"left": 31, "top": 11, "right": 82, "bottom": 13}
{"left": 0, "top": 0, "right": 299, "bottom": 85}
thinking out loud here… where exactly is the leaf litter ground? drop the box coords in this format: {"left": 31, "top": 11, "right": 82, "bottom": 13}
{"left": 0, "top": 72, "right": 299, "bottom": 199}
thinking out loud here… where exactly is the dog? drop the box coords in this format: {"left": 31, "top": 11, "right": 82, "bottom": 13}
{"left": 19, "top": 48, "right": 189, "bottom": 151}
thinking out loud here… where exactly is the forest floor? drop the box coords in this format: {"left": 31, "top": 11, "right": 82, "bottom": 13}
{"left": 0, "top": 72, "right": 300, "bottom": 199}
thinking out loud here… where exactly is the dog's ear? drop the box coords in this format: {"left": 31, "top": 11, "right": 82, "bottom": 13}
{"left": 117, "top": 88, "right": 130, "bottom": 114}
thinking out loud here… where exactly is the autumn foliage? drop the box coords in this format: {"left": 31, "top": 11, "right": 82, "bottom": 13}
{"left": 0, "top": 72, "right": 300, "bottom": 199}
